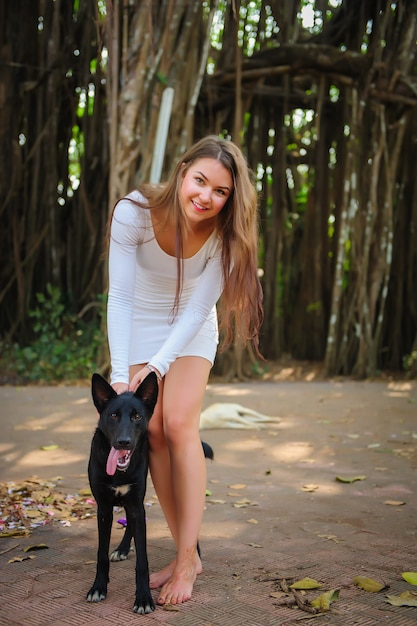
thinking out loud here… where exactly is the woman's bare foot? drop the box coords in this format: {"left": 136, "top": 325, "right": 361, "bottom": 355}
{"left": 156, "top": 552, "right": 202, "bottom": 605}
{"left": 149, "top": 559, "right": 176, "bottom": 589}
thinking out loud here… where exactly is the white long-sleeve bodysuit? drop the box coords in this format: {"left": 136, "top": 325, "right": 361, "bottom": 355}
{"left": 107, "top": 191, "right": 224, "bottom": 385}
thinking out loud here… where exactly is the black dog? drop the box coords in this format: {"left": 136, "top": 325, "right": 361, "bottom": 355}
{"left": 86, "top": 372, "right": 159, "bottom": 614}
{"left": 86, "top": 372, "right": 214, "bottom": 614}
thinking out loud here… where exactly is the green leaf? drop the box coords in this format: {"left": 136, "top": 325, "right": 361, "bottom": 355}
{"left": 290, "top": 577, "right": 322, "bottom": 590}
{"left": 402, "top": 572, "right": 417, "bottom": 585}
{"left": 311, "top": 588, "right": 340, "bottom": 611}
{"left": 353, "top": 576, "right": 386, "bottom": 592}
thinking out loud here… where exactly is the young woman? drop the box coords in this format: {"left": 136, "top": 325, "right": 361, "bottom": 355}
{"left": 107, "top": 135, "right": 263, "bottom": 605}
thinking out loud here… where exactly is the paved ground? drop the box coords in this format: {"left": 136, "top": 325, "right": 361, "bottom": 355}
{"left": 0, "top": 378, "right": 416, "bottom": 625}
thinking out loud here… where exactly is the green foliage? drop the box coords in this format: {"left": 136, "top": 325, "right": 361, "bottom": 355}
{"left": 403, "top": 351, "right": 417, "bottom": 373}
{"left": 0, "top": 285, "right": 106, "bottom": 383}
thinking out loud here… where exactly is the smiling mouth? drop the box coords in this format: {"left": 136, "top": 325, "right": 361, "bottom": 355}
{"left": 192, "top": 200, "right": 208, "bottom": 212}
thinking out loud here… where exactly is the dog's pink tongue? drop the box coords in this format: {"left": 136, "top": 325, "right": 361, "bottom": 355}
{"left": 106, "top": 447, "right": 125, "bottom": 476}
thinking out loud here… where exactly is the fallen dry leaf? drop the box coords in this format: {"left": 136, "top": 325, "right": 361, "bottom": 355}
{"left": 386, "top": 591, "right": 417, "bottom": 607}
{"left": 23, "top": 544, "right": 49, "bottom": 552}
{"left": 317, "top": 533, "right": 343, "bottom": 543}
{"left": 0, "top": 529, "right": 29, "bottom": 538}
{"left": 0, "top": 479, "right": 96, "bottom": 535}
{"left": 8, "top": 555, "right": 35, "bottom": 564}
{"left": 290, "top": 577, "right": 322, "bottom": 590}
{"left": 335, "top": 475, "right": 366, "bottom": 483}
{"left": 229, "top": 483, "right": 247, "bottom": 490}
{"left": 162, "top": 603, "right": 180, "bottom": 612}
{"left": 232, "top": 498, "right": 258, "bottom": 508}
{"left": 353, "top": 576, "right": 387, "bottom": 592}
{"left": 270, "top": 591, "right": 287, "bottom": 600}
{"left": 302, "top": 484, "right": 319, "bottom": 492}
{"left": 384, "top": 500, "right": 406, "bottom": 506}
{"left": 311, "top": 588, "right": 340, "bottom": 611}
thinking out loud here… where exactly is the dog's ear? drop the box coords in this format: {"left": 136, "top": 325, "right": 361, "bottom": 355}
{"left": 91, "top": 373, "right": 117, "bottom": 412}
{"left": 135, "top": 372, "right": 158, "bottom": 413}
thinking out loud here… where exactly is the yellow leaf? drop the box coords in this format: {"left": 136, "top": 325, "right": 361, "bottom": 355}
{"left": 402, "top": 572, "right": 417, "bottom": 585}
{"left": 40, "top": 444, "right": 59, "bottom": 451}
{"left": 8, "top": 555, "right": 35, "bottom": 563}
{"left": 290, "top": 577, "right": 322, "bottom": 590}
{"left": 353, "top": 576, "right": 386, "bottom": 592}
{"left": 23, "top": 544, "right": 49, "bottom": 552}
{"left": 318, "top": 534, "right": 343, "bottom": 543}
{"left": 162, "top": 603, "right": 180, "bottom": 612}
{"left": 0, "top": 529, "right": 29, "bottom": 538}
{"left": 311, "top": 588, "right": 340, "bottom": 611}
{"left": 31, "top": 489, "right": 52, "bottom": 500}
{"left": 386, "top": 591, "right": 417, "bottom": 607}
{"left": 335, "top": 475, "right": 366, "bottom": 483}
{"left": 384, "top": 500, "right": 406, "bottom": 506}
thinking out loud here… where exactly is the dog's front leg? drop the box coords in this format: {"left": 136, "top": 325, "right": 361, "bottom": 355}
{"left": 87, "top": 504, "right": 113, "bottom": 602}
{"left": 111, "top": 523, "right": 133, "bottom": 561}
{"left": 127, "top": 504, "right": 154, "bottom": 614}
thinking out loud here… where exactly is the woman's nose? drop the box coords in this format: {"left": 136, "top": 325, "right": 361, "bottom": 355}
{"left": 199, "top": 187, "right": 211, "bottom": 202}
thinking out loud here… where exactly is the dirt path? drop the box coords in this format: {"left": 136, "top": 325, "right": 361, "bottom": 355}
{"left": 0, "top": 379, "right": 416, "bottom": 625}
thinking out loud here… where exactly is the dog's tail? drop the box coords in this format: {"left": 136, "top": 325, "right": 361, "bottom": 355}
{"left": 201, "top": 441, "right": 214, "bottom": 460}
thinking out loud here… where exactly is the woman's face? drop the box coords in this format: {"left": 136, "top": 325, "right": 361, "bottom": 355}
{"left": 179, "top": 158, "right": 233, "bottom": 229}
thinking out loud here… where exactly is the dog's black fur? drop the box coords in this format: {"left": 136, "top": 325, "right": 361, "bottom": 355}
{"left": 86, "top": 372, "right": 214, "bottom": 614}
{"left": 87, "top": 372, "right": 159, "bottom": 614}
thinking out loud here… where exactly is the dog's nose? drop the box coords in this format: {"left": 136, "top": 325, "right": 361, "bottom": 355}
{"left": 117, "top": 438, "right": 131, "bottom": 448}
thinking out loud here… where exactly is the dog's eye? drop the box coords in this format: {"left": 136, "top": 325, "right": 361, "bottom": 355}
{"left": 131, "top": 412, "right": 142, "bottom": 422}
{"left": 110, "top": 412, "right": 118, "bottom": 419}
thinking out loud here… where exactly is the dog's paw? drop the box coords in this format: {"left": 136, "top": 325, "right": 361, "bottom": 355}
{"left": 133, "top": 594, "right": 155, "bottom": 614}
{"left": 86, "top": 587, "right": 107, "bottom": 602}
{"left": 110, "top": 548, "right": 131, "bottom": 561}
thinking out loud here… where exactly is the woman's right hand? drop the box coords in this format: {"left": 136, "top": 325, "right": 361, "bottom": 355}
{"left": 129, "top": 366, "right": 151, "bottom": 392}
{"left": 112, "top": 382, "right": 129, "bottom": 395}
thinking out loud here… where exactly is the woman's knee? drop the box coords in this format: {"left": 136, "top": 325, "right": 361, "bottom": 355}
{"left": 162, "top": 410, "right": 200, "bottom": 449}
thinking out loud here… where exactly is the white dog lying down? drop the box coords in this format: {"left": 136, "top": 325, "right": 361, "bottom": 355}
{"left": 199, "top": 403, "right": 278, "bottom": 430}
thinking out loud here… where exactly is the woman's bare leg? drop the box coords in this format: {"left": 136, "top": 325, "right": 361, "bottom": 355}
{"left": 130, "top": 363, "right": 180, "bottom": 544}
{"left": 130, "top": 364, "right": 179, "bottom": 588}
{"left": 145, "top": 357, "right": 211, "bottom": 604}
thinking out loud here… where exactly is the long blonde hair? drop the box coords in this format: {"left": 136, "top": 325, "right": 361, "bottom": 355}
{"left": 112, "top": 135, "right": 263, "bottom": 357}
